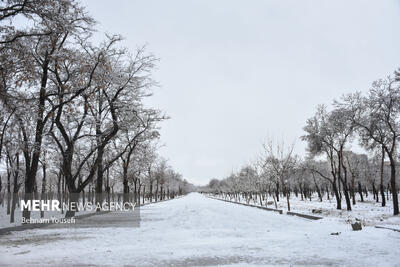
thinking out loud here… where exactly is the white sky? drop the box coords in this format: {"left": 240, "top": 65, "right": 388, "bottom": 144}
{"left": 83, "top": 0, "right": 400, "bottom": 185}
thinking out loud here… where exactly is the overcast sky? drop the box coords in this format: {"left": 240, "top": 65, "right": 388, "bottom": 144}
{"left": 83, "top": 0, "right": 400, "bottom": 185}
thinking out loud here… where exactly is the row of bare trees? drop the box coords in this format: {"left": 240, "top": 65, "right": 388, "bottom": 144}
{"left": 0, "top": 0, "right": 190, "bottom": 222}
{"left": 206, "top": 69, "right": 400, "bottom": 216}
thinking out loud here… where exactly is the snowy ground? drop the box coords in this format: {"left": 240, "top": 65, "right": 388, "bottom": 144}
{"left": 1, "top": 193, "right": 400, "bottom": 266}
{"left": 211, "top": 193, "right": 400, "bottom": 230}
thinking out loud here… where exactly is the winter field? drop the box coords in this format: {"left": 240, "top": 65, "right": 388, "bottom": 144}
{"left": 1, "top": 193, "right": 400, "bottom": 266}
{"left": 208, "top": 193, "right": 400, "bottom": 230}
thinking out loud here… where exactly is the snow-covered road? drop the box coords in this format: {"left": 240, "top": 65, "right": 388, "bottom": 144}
{"left": 1, "top": 193, "right": 399, "bottom": 266}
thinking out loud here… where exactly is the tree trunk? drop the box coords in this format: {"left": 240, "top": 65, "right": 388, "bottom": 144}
{"left": 10, "top": 192, "right": 18, "bottom": 224}
{"left": 95, "top": 146, "right": 104, "bottom": 212}
{"left": 11, "top": 158, "right": 21, "bottom": 223}
{"left": 316, "top": 185, "right": 322, "bottom": 202}
{"left": 106, "top": 168, "right": 110, "bottom": 210}
{"left": 155, "top": 179, "right": 159, "bottom": 202}
{"left": 326, "top": 185, "right": 330, "bottom": 200}
{"left": 380, "top": 146, "right": 386, "bottom": 207}
{"left": 6, "top": 166, "right": 11, "bottom": 215}
{"left": 338, "top": 157, "right": 351, "bottom": 211}
{"left": 65, "top": 192, "right": 80, "bottom": 218}
{"left": 372, "top": 182, "right": 378, "bottom": 202}
{"left": 387, "top": 183, "right": 390, "bottom": 201}
{"left": 286, "top": 190, "right": 291, "bottom": 211}
{"left": 276, "top": 182, "right": 279, "bottom": 202}
{"left": 358, "top": 182, "right": 364, "bottom": 202}
{"left": 95, "top": 91, "right": 104, "bottom": 212}
{"left": 342, "top": 182, "right": 352, "bottom": 211}
{"left": 149, "top": 181, "right": 153, "bottom": 203}
{"left": 40, "top": 161, "right": 46, "bottom": 218}
{"left": 272, "top": 194, "right": 278, "bottom": 209}
{"left": 142, "top": 185, "right": 145, "bottom": 204}
{"left": 122, "top": 165, "right": 129, "bottom": 204}
{"left": 388, "top": 155, "right": 399, "bottom": 215}
{"left": 57, "top": 170, "right": 62, "bottom": 209}
{"left": 332, "top": 182, "right": 341, "bottom": 210}
{"left": 22, "top": 168, "right": 35, "bottom": 221}
{"left": 134, "top": 179, "right": 137, "bottom": 205}
{"left": 312, "top": 174, "right": 322, "bottom": 202}
{"left": 380, "top": 184, "right": 386, "bottom": 207}
{"left": 351, "top": 178, "right": 356, "bottom": 206}
{"left": 136, "top": 184, "right": 140, "bottom": 206}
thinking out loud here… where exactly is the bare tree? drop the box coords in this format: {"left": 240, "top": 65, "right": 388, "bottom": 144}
{"left": 302, "top": 105, "right": 354, "bottom": 210}
{"left": 261, "top": 138, "right": 296, "bottom": 211}
{"left": 340, "top": 76, "right": 400, "bottom": 215}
